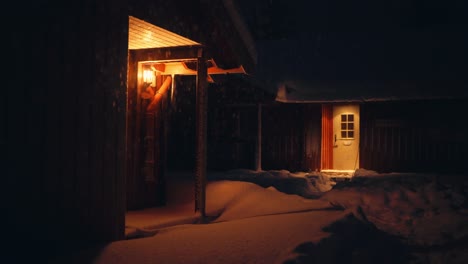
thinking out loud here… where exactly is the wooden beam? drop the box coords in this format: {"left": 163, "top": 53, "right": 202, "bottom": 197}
{"left": 147, "top": 76, "right": 172, "bottom": 112}
{"left": 195, "top": 49, "right": 208, "bottom": 219}
{"left": 208, "top": 65, "right": 246, "bottom": 75}
{"left": 131, "top": 46, "right": 201, "bottom": 62}
{"left": 255, "top": 103, "right": 262, "bottom": 171}
{"left": 151, "top": 63, "right": 166, "bottom": 73}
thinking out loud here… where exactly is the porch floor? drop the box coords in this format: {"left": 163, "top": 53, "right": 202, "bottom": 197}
{"left": 125, "top": 170, "right": 198, "bottom": 239}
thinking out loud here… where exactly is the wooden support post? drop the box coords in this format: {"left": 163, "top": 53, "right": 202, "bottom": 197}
{"left": 255, "top": 103, "right": 262, "bottom": 171}
{"left": 195, "top": 48, "right": 207, "bottom": 220}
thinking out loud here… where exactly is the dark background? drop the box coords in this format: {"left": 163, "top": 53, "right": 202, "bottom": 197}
{"left": 236, "top": 0, "right": 468, "bottom": 84}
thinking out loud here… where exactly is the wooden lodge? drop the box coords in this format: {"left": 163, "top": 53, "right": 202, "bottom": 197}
{"left": 5, "top": 0, "right": 467, "bottom": 260}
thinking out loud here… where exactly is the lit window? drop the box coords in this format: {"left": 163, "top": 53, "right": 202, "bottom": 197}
{"left": 340, "top": 114, "right": 354, "bottom": 139}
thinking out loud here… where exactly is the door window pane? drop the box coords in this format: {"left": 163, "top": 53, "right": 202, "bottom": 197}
{"left": 340, "top": 114, "right": 355, "bottom": 139}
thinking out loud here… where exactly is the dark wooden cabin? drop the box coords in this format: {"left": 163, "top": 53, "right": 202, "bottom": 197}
{"left": 267, "top": 81, "right": 468, "bottom": 174}
{"left": 5, "top": 0, "right": 259, "bottom": 260}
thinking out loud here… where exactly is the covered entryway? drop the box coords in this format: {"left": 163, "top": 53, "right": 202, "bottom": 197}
{"left": 126, "top": 13, "right": 255, "bottom": 219}
{"left": 126, "top": 16, "right": 206, "bottom": 211}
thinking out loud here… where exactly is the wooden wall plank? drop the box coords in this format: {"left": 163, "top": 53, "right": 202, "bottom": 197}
{"left": 321, "top": 104, "right": 333, "bottom": 170}
{"left": 360, "top": 99, "right": 468, "bottom": 173}
{"left": 6, "top": 0, "right": 128, "bottom": 256}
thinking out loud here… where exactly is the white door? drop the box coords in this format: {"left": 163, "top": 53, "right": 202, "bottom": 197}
{"left": 332, "top": 104, "right": 360, "bottom": 170}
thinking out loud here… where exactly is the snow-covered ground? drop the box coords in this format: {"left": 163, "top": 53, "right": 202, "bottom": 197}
{"left": 55, "top": 169, "right": 468, "bottom": 264}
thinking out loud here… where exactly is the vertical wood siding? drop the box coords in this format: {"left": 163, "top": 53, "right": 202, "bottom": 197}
{"left": 207, "top": 105, "right": 257, "bottom": 170}
{"left": 127, "top": 64, "right": 171, "bottom": 209}
{"left": 261, "top": 104, "right": 321, "bottom": 172}
{"left": 126, "top": 48, "right": 201, "bottom": 210}
{"left": 126, "top": 51, "right": 143, "bottom": 209}
{"left": 304, "top": 104, "right": 322, "bottom": 171}
{"left": 166, "top": 76, "right": 197, "bottom": 171}
{"left": 320, "top": 104, "right": 333, "bottom": 170}
{"left": 6, "top": 0, "right": 128, "bottom": 253}
{"left": 360, "top": 99, "right": 468, "bottom": 173}
{"left": 202, "top": 76, "right": 273, "bottom": 171}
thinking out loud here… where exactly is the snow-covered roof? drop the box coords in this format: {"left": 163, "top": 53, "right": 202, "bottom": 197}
{"left": 254, "top": 34, "right": 468, "bottom": 104}
{"left": 275, "top": 79, "right": 468, "bottom": 103}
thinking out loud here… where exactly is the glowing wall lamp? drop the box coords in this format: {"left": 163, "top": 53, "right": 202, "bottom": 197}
{"left": 143, "top": 69, "right": 155, "bottom": 87}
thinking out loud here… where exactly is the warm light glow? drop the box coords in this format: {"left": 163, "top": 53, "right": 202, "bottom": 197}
{"left": 147, "top": 76, "right": 172, "bottom": 112}
{"left": 143, "top": 69, "right": 155, "bottom": 84}
{"left": 128, "top": 16, "right": 201, "bottom": 49}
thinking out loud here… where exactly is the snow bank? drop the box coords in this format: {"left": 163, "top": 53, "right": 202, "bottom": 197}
{"left": 321, "top": 172, "right": 468, "bottom": 251}
{"left": 208, "top": 169, "right": 335, "bottom": 198}
{"left": 126, "top": 178, "right": 336, "bottom": 238}
{"left": 60, "top": 169, "right": 468, "bottom": 264}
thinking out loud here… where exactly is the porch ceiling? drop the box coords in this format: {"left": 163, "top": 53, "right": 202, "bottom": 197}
{"left": 128, "top": 16, "right": 200, "bottom": 49}
{"left": 129, "top": 15, "right": 254, "bottom": 82}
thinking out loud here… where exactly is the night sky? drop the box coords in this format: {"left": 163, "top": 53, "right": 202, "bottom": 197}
{"left": 236, "top": 0, "right": 468, "bottom": 84}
